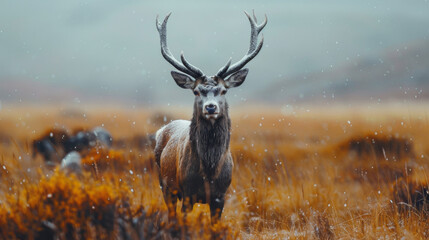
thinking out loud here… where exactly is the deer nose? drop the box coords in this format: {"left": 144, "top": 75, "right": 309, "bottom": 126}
{"left": 205, "top": 104, "right": 217, "bottom": 114}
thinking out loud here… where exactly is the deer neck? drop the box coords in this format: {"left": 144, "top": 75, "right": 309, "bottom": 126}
{"left": 190, "top": 103, "right": 231, "bottom": 179}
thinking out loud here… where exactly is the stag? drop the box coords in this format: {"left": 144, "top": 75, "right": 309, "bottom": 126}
{"left": 154, "top": 11, "right": 267, "bottom": 223}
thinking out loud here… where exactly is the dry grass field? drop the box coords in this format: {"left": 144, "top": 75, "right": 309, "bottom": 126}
{"left": 1, "top": 103, "right": 429, "bottom": 239}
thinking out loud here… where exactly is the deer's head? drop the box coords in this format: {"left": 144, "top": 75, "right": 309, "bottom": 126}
{"left": 156, "top": 11, "right": 267, "bottom": 121}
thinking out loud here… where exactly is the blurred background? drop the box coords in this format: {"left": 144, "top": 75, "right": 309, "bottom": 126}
{"left": 0, "top": 0, "right": 428, "bottom": 108}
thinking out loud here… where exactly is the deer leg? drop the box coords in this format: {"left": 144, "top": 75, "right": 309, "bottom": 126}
{"left": 209, "top": 195, "right": 225, "bottom": 224}
{"left": 181, "top": 195, "right": 194, "bottom": 215}
{"left": 169, "top": 195, "right": 178, "bottom": 221}
{"left": 162, "top": 188, "right": 178, "bottom": 221}
{"left": 164, "top": 193, "right": 180, "bottom": 239}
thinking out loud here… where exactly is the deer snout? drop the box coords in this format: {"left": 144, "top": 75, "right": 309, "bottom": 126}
{"left": 203, "top": 101, "right": 219, "bottom": 115}
{"left": 205, "top": 104, "right": 217, "bottom": 114}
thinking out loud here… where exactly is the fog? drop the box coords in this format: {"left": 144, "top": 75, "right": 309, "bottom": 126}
{"left": 1, "top": 0, "right": 428, "bottom": 106}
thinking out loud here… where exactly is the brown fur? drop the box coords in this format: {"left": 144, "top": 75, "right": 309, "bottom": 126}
{"left": 154, "top": 109, "right": 233, "bottom": 223}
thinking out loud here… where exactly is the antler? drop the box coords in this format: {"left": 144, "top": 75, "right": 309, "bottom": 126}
{"left": 216, "top": 10, "right": 267, "bottom": 79}
{"left": 156, "top": 13, "right": 204, "bottom": 79}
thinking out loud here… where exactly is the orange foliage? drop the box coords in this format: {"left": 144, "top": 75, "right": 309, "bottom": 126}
{"left": 1, "top": 104, "right": 429, "bottom": 239}
{"left": 82, "top": 148, "right": 128, "bottom": 172}
{"left": 0, "top": 170, "right": 127, "bottom": 239}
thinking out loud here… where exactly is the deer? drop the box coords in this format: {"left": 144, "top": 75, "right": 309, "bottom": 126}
{"left": 154, "top": 11, "right": 267, "bottom": 223}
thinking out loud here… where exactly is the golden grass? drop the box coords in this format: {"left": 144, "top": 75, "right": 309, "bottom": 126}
{"left": 1, "top": 103, "right": 429, "bottom": 239}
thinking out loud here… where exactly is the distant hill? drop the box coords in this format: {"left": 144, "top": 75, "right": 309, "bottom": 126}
{"left": 260, "top": 40, "right": 429, "bottom": 103}
{"left": 2, "top": 40, "right": 428, "bottom": 105}
{"left": 0, "top": 79, "right": 154, "bottom": 105}
{"left": 0, "top": 79, "right": 81, "bottom": 103}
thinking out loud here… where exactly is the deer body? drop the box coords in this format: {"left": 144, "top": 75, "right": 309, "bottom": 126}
{"left": 154, "top": 11, "right": 267, "bottom": 222}
{"left": 155, "top": 113, "right": 232, "bottom": 218}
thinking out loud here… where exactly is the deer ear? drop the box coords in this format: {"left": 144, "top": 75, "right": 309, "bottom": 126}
{"left": 171, "top": 71, "right": 195, "bottom": 89}
{"left": 224, "top": 68, "right": 248, "bottom": 88}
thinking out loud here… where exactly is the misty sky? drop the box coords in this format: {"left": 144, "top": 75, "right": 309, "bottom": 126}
{"left": 1, "top": 0, "right": 429, "bottom": 105}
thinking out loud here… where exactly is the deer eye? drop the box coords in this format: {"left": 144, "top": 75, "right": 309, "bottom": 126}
{"left": 221, "top": 90, "right": 227, "bottom": 95}
{"left": 193, "top": 90, "right": 200, "bottom": 96}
